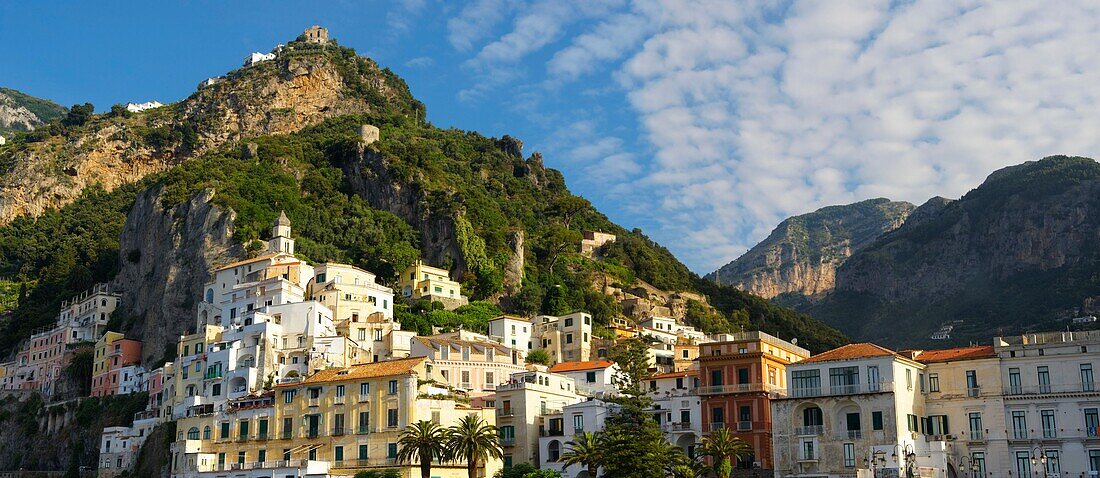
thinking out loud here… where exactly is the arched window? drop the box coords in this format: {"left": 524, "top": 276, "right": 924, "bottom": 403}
{"left": 205, "top": 289, "right": 214, "bottom": 303}
{"left": 548, "top": 440, "right": 561, "bottom": 462}
{"left": 203, "top": 426, "right": 211, "bottom": 439}
{"left": 187, "top": 427, "right": 200, "bottom": 440}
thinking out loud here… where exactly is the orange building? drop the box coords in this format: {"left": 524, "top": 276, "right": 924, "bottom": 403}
{"left": 696, "top": 331, "right": 809, "bottom": 469}
{"left": 91, "top": 332, "right": 143, "bottom": 397}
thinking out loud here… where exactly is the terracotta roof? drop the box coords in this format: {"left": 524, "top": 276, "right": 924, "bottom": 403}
{"left": 550, "top": 360, "right": 615, "bottom": 373}
{"left": 800, "top": 343, "right": 898, "bottom": 364}
{"left": 214, "top": 253, "right": 283, "bottom": 271}
{"left": 650, "top": 370, "right": 698, "bottom": 380}
{"left": 914, "top": 345, "right": 996, "bottom": 363}
{"left": 285, "top": 357, "right": 426, "bottom": 386}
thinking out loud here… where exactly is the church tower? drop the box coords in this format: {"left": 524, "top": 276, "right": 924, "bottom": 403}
{"left": 269, "top": 210, "right": 295, "bottom": 254}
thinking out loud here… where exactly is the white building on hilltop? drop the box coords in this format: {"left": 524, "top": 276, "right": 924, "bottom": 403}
{"left": 125, "top": 101, "right": 163, "bottom": 112}
{"left": 243, "top": 51, "right": 275, "bottom": 66}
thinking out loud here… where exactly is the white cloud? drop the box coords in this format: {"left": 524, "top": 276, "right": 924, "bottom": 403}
{"left": 451, "top": 0, "right": 1100, "bottom": 272}
{"left": 447, "top": 0, "right": 515, "bottom": 52}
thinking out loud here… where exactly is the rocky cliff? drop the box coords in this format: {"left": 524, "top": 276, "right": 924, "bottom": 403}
{"left": 0, "top": 41, "right": 420, "bottom": 224}
{"left": 0, "top": 87, "right": 66, "bottom": 137}
{"left": 706, "top": 198, "right": 914, "bottom": 299}
{"left": 111, "top": 186, "right": 243, "bottom": 364}
{"left": 805, "top": 156, "right": 1100, "bottom": 345}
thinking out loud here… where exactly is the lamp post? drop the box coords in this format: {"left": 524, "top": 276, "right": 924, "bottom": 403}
{"left": 892, "top": 444, "right": 917, "bottom": 478}
{"left": 867, "top": 450, "right": 887, "bottom": 478}
{"left": 1030, "top": 446, "right": 1049, "bottom": 478}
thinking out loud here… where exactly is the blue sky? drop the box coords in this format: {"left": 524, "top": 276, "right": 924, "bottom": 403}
{"left": 4, "top": 1, "right": 1100, "bottom": 273}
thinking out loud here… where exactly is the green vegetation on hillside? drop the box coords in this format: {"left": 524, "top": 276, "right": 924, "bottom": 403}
{"left": 0, "top": 87, "right": 67, "bottom": 136}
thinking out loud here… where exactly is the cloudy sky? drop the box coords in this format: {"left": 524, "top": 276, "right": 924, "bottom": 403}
{"left": 3, "top": 1, "right": 1099, "bottom": 272}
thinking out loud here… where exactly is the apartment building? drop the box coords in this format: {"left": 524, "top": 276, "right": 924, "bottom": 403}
{"left": 549, "top": 360, "right": 619, "bottom": 397}
{"left": 397, "top": 260, "right": 468, "bottom": 309}
{"left": 412, "top": 331, "right": 527, "bottom": 395}
{"left": 538, "top": 399, "right": 619, "bottom": 478}
{"left": 648, "top": 370, "right": 703, "bottom": 455}
{"left": 495, "top": 369, "right": 585, "bottom": 467}
{"left": 488, "top": 315, "right": 534, "bottom": 351}
{"left": 771, "top": 343, "right": 949, "bottom": 478}
{"left": 698, "top": 331, "right": 809, "bottom": 469}
{"left": 308, "top": 262, "right": 395, "bottom": 321}
{"left": 91, "top": 332, "right": 143, "bottom": 397}
{"left": 169, "top": 357, "right": 501, "bottom": 478}
{"left": 534, "top": 312, "right": 593, "bottom": 364}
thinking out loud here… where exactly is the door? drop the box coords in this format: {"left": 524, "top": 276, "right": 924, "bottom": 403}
{"left": 307, "top": 415, "right": 320, "bottom": 438}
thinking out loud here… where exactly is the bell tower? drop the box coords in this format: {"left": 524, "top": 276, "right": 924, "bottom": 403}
{"left": 270, "top": 210, "right": 295, "bottom": 254}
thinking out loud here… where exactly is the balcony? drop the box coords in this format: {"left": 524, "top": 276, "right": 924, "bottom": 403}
{"left": 787, "top": 381, "right": 894, "bottom": 398}
{"left": 256, "top": 433, "right": 270, "bottom": 441}
{"left": 794, "top": 425, "right": 824, "bottom": 436}
{"left": 357, "top": 426, "right": 370, "bottom": 435}
{"left": 1004, "top": 382, "right": 1098, "bottom": 396}
{"left": 737, "top": 421, "right": 752, "bottom": 431}
{"left": 280, "top": 430, "right": 293, "bottom": 440}
{"left": 663, "top": 422, "right": 694, "bottom": 433}
{"left": 710, "top": 422, "right": 726, "bottom": 432}
{"left": 305, "top": 429, "right": 322, "bottom": 439}
{"left": 541, "top": 428, "right": 565, "bottom": 437}
{"left": 461, "top": 382, "right": 473, "bottom": 390}
{"left": 497, "top": 409, "right": 514, "bottom": 418}
{"left": 308, "top": 397, "right": 320, "bottom": 407}
{"left": 334, "top": 396, "right": 346, "bottom": 405}
{"left": 1012, "top": 429, "right": 1028, "bottom": 440}
{"left": 696, "top": 383, "right": 784, "bottom": 395}
{"left": 1042, "top": 428, "right": 1057, "bottom": 439}
{"left": 500, "top": 436, "right": 515, "bottom": 446}
{"left": 969, "top": 430, "right": 984, "bottom": 441}
{"left": 967, "top": 386, "right": 981, "bottom": 397}
{"left": 839, "top": 430, "right": 862, "bottom": 440}
{"left": 332, "top": 428, "right": 350, "bottom": 437}
{"left": 236, "top": 434, "right": 250, "bottom": 442}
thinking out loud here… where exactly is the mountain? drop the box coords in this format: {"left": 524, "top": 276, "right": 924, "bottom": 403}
{"left": 706, "top": 198, "right": 914, "bottom": 299}
{"left": 803, "top": 155, "right": 1100, "bottom": 346}
{"left": 0, "top": 87, "right": 67, "bottom": 137}
{"left": 0, "top": 28, "right": 847, "bottom": 379}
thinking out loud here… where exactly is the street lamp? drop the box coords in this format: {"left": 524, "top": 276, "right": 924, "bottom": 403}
{"left": 1031, "top": 447, "right": 1049, "bottom": 478}
{"left": 893, "top": 444, "right": 917, "bottom": 478}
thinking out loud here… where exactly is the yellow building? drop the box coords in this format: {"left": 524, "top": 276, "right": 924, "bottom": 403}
{"left": 169, "top": 325, "right": 223, "bottom": 418}
{"left": 170, "top": 356, "right": 502, "bottom": 478}
{"left": 398, "top": 260, "right": 468, "bottom": 310}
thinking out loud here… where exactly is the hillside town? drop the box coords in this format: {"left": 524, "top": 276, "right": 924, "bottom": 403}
{"left": 1, "top": 213, "right": 1098, "bottom": 477}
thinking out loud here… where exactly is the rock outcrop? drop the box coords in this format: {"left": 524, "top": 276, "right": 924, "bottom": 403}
{"left": 706, "top": 198, "right": 914, "bottom": 299}
{"left": 0, "top": 87, "right": 66, "bottom": 136}
{"left": 111, "top": 186, "right": 243, "bottom": 364}
{"left": 0, "top": 42, "right": 416, "bottom": 225}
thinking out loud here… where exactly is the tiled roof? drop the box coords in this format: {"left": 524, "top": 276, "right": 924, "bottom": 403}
{"left": 914, "top": 345, "right": 996, "bottom": 363}
{"left": 550, "top": 360, "right": 615, "bottom": 373}
{"left": 800, "top": 343, "right": 898, "bottom": 364}
{"left": 286, "top": 356, "right": 426, "bottom": 385}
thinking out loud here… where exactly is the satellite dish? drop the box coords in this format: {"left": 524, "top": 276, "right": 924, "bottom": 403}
{"left": 791, "top": 338, "right": 798, "bottom": 345}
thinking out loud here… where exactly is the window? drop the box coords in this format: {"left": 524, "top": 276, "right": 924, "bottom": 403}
{"left": 334, "top": 413, "right": 345, "bottom": 435}
{"left": 829, "top": 366, "right": 859, "bottom": 394}
{"left": 710, "top": 369, "right": 723, "bottom": 386}
{"left": 187, "top": 427, "right": 200, "bottom": 440}
{"left": 919, "top": 373, "right": 925, "bottom": 393}
{"left": 801, "top": 439, "right": 815, "bottom": 460}
{"left": 486, "top": 372, "right": 494, "bottom": 386}
{"left": 283, "top": 418, "right": 293, "bottom": 439}
{"left": 358, "top": 411, "right": 370, "bottom": 434}
{"left": 360, "top": 382, "right": 370, "bottom": 395}
{"left": 283, "top": 389, "right": 297, "bottom": 403}
{"left": 387, "top": 409, "right": 399, "bottom": 427}
{"left": 359, "top": 444, "right": 369, "bottom": 459}
{"left": 1015, "top": 451, "right": 1031, "bottom": 478}
{"left": 203, "top": 426, "right": 211, "bottom": 439}
{"left": 334, "top": 445, "right": 343, "bottom": 462}
{"left": 737, "top": 368, "right": 750, "bottom": 384}
{"left": 358, "top": 329, "right": 366, "bottom": 341}
{"left": 1091, "top": 450, "right": 1100, "bottom": 473}
{"left": 257, "top": 450, "right": 266, "bottom": 463}
{"left": 566, "top": 333, "right": 573, "bottom": 344}
{"left": 768, "top": 367, "right": 777, "bottom": 386}
{"left": 928, "top": 415, "right": 948, "bottom": 435}
{"left": 928, "top": 373, "right": 940, "bottom": 392}
{"left": 239, "top": 420, "right": 249, "bottom": 439}
{"left": 1041, "top": 409, "right": 1056, "bottom": 438}
{"left": 1045, "top": 450, "right": 1060, "bottom": 475}
{"left": 388, "top": 380, "right": 398, "bottom": 395}
{"left": 1008, "top": 368, "right": 1022, "bottom": 394}
{"left": 969, "top": 412, "right": 983, "bottom": 439}
{"left": 220, "top": 422, "right": 230, "bottom": 439}
{"left": 237, "top": 451, "right": 245, "bottom": 465}
{"left": 906, "top": 368, "right": 913, "bottom": 390}
{"left": 965, "top": 370, "right": 979, "bottom": 396}
{"left": 336, "top": 385, "right": 345, "bottom": 398}
{"left": 843, "top": 443, "right": 855, "bottom": 467}
{"left": 907, "top": 414, "right": 918, "bottom": 432}
{"left": 972, "top": 452, "right": 986, "bottom": 477}
{"left": 387, "top": 443, "right": 397, "bottom": 459}
{"left": 1011, "top": 411, "right": 1027, "bottom": 439}
{"left": 1086, "top": 408, "right": 1100, "bottom": 437}
{"left": 283, "top": 448, "right": 291, "bottom": 461}
{"left": 711, "top": 407, "right": 725, "bottom": 426}
{"left": 791, "top": 370, "right": 820, "bottom": 396}
{"left": 872, "top": 411, "right": 883, "bottom": 430}
{"left": 1084, "top": 363, "right": 1095, "bottom": 392}
{"left": 1038, "top": 366, "right": 1051, "bottom": 393}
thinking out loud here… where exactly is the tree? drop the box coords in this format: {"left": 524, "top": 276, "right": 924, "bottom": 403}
{"left": 523, "top": 470, "right": 563, "bottom": 478}
{"left": 494, "top": 463, "right": 538, "bottom": 478}
{"left": 62, "top": 102, "right": 94, "bottom": 127}
{"left": 559, "top": 431, "right": 602, "bottom": 478}
{"left": 396, "top": 420, "right": 447, "bottom": 478}
{"left": 609, "top": 336, "right": 653, "bottom": 398}
{"left": 445, "top": 414, "right": 504, "bottom": 478}
{"left": 524, "top": 349, "right": 551, "bottom": 366}
{"left": 699, "top": 428, "right": 753, "bottom": 478}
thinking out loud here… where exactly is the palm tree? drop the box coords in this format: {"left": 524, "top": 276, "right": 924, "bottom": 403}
{"left": 699, "top": 428, "right": 753, "bottom": 478}
{"left": 445, "top": 414, "right": 504, "bottom": 478}
{"left": 559, "top": 431, "right": 603, "bottom": 477}
{"left": 396, "top": 420, "right": 447, "bottom": 478}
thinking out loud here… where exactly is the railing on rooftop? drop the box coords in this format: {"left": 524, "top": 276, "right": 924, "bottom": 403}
{"left": 1004, "top": 382, "right": 1097, "bottom": 396}
{"left": 696, "top": 383, "right": 784, "bottom": 396}
{"left": 783, "top": 381, "right": 894, "bottom": 398}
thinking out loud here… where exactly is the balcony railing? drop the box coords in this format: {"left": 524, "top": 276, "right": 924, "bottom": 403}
{"left": 280, "top": 430, "right": 293, "bottom": 439}
{"left": 497, "top": 409, "right": 514, "bottom": 417}
{"left": 334, "top": 396, "right": 345, "bottom": 405}
{"left": 1042, "top": 428, "right": 1057, "bottom": 438}
{"left": 1004, "top": 383, "right": 1098, "bottom": 396}
{"left": 541, "top": 429, "right": 565, "bottom": 437}
{"left": 256, "top": 433, "right": 269, "bottom": 441}
{"left": 787, "top": 381, "right": 894, "bottom": 398}
{"left": 500, "top": 436, "right": 515, "bottom": 446}
{"left": 1087, "top": 426, "right": 1100, "bottom": 438}
{"left": 710, "top": 422, "right": 726, "bottom": 432}
{"left": 663, "top": 422, "right": 693, "bottom": 432}
{"left": 967, "top": 386, "right": 981, "bottom": 397}
{"left": 305, "top": 429, "right": 322, "bottom": 439}
{"left": 696, "top": 383, "right": 784, "bottom": 395}
{"left": 357, "top": 426, "right": 370, "bottom": 435}
{"left": 1012, "top": 429, "right": 1028, "bottom": 439}
{"left": 840, "top": 430, "right": 862, "bottom": 440}
{"left": 737, "top": 421, "right": 752, "bottom": 431}
{"left": 332, "top": 428, "right": 350, "bottom": 436}
{"left": 794, "top": 425, "right": 824, "bottom": 436}
{"left": 308, "top": 397, "right": 320, "bottom": 407}
{"left": 969, "top": 430, "right": 984, "bottom": 440}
